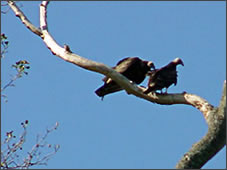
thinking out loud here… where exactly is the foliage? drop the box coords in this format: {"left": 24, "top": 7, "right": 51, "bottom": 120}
{"left": 1, "top": 59, "right": 30, "bottom": 102}
{"left": 1, "top": 33, "right": 9, "bottom": 58}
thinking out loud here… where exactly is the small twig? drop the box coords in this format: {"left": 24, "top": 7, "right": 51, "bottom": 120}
{"left": 1, "top": 2, "right": 11, "bottom": 14}
{"left": 1, "top": 121, "right": 60, "bottom": 169}
{"left": 21, "top": 122, "right": 59, "bottom": 168}
{"left": 1, "top": 73, "right": 22, "bottom": 92}
{"left": 1, "top": 60, "right": 30, "bottom": 103}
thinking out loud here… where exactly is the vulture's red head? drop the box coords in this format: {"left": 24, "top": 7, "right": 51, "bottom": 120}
{"left": 173, "top": 58, "right": 184, "bottom": 66}
{"left": 147, "top": 61, "right": 156, "bottom": 70}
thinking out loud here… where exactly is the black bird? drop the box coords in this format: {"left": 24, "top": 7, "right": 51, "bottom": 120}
{"left": 95, "top": 57, "right": 155, "bottom": 99}
{"left": 144, "top": 58, "right": 184, "bottom": 94}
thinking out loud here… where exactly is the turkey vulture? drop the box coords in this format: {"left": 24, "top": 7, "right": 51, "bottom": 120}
{"left": 95, "top": 57, "right": 155, "bottom": 99}
{"left": 144, "top": 58, "right": 184, "bottom": 94}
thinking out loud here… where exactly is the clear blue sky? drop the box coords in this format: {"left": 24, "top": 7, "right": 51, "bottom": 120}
{"left": 1, "top": 1, "right": 226, "bottom": 169}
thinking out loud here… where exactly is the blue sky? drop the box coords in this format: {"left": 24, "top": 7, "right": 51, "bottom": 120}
{"left": 1, "top": 1, "right": 226, "bottom": 169}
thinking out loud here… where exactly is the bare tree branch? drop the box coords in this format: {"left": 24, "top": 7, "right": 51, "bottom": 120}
{"left": 7, "top": 1, "right": 226, "bottom": 168}
{"left": 42, "top": 1, "right": 217, "bottom": 122}
{"left": 176, "top": 81, "right": 226, "bottom": 169}
{"left": 8, "top": 1, "right": 42, "bottom": 36}
{"left": 1, "top": 60, "right": 30, "bottom": 92}
{"left": 1, "top": 121, "right": 60, "bottom": 169}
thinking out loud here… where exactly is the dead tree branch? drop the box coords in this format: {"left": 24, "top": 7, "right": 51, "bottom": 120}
{"left": 176, "top": 81, "right": 226, "bottom": 169}
{"left": 7, "top": 1, "right": 226, "bottom": 168}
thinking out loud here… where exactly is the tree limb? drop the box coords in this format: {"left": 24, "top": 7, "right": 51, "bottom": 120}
{"left": 8, "top": 1, "right": 42, "bottom": 36}
{"left": 175, "top": 81, "right": 226, "bottom": 169}
{"left": 7, "top": 1, "right": 226, "bottom": 168}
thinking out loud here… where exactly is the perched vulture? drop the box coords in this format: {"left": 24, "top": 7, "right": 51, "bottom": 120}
{"left": 144, "top": 58, "right": 184, "bottom": 94}
{"left": 95, "top": 57, "right": 155, "bottom": 99}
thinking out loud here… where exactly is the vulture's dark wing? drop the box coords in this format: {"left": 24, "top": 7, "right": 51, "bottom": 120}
{"left": 144, "top": 58, "right": 183, "bottom": 94}
{"left": 118, "top": 57, "right": 154, "bottom": 84}
{"left": 102, "top": 57, "right": 139, "bottom": 83}
{"left": 114, "top": 57, "right": 139, "bottom": 73}
{"left": 95, "top": 57, "right": 155, "bottom": 98}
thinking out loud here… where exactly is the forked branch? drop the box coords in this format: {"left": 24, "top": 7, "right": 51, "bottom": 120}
{"left": 7, "top": 1, "right": 226, "bottom": 169}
